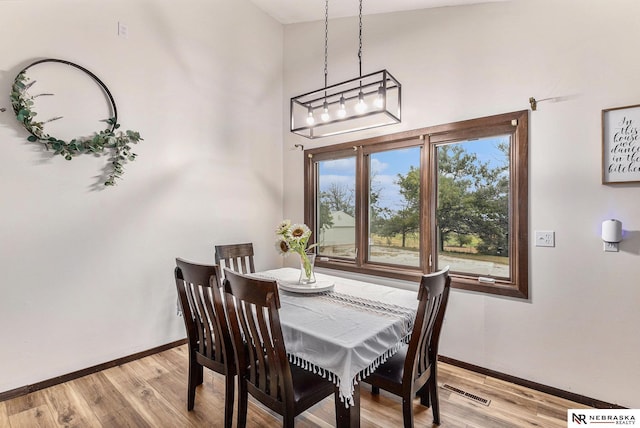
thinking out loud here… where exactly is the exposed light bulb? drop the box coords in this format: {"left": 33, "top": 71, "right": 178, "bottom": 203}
{"left": 306, "top": 106, "right": 315, "bottom": 125}
{"left": 321, "top": 101, "right": 330, "bottom": 121}
{"left": 355, "top": 91, "right": 367, "bottom": 114}
{"left": 374, "top": 85, "right": 385, "bottom": 109}
{"left": 337, "top": 95, "right": 347, "bottom": 118}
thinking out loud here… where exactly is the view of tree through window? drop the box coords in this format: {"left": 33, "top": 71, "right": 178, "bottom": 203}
{"left": 305, "top": 110, "right": 528, "bottom": 298}
{"left": 368, "top": 147, "right": 421, "bottom": 267}
{"left": 436, "top": 137, "right": 510, "bottom": 278}
{"left": 317, "top": 157, "right": 356, "bottom": 259}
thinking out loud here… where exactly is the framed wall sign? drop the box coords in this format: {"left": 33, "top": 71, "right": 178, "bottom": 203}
{"left": 602, "top": 104, "right": 640, "bottom": 184}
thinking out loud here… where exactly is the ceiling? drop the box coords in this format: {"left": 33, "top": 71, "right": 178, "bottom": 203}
{"left": 248, "top": 0, "right": 508, "bottom": 24}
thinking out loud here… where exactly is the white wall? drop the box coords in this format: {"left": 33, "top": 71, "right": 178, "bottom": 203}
{"left": 0, "top": 0, "right": 283, "bottom": 393}
{"left": 283, "top": 0, "right": 640, "bottom": 408}
{"left": 2, "top": 0, "right": 638, "bottom": 410}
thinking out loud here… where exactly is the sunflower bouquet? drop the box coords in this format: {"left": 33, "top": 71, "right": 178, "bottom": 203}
{"left": 275, "top": 220, "right": 318, "bottom": 283}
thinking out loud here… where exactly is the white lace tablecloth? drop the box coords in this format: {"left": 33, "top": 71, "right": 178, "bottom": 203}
{"left": 252, "top": 268, "right": 418, "bottom": 407}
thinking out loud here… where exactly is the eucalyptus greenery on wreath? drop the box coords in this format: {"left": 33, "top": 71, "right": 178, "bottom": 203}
{"left": 10, "top": 59, "right": 143, "bottom": 186}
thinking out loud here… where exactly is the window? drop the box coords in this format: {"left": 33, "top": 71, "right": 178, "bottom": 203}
{"left": 368, "top": 146, "right": 421, "bottom": 268}
{"left": 305, "top": 110, "right": 528, "bottom": 298}
{"left": 316, "top": 155, "right": 356, "bottom": 259}
{"left": 436, "top": 136, "right": 510, "bottom": 278}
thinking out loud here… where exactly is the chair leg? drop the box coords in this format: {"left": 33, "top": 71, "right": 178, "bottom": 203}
{"left": 429, "top": 376, "right": 441, "bottom": 425}
{"left": 371, "top": 385, "right": 380, "bottom": 395}
{"left": 195, "top": 364, "right": 204, "bottom": 386}
{"left": 417, "top": 381, "right": 430, "bottom": 407}
{"left": 224, "top": 374, "right": 235, "bottom": 428}
{"left": 284, "top": 414, "right": 295, "bottom": 428}
{"left": 237, "top": 379, "right": 248, "bottom": 428}
{"left": 402, "top": 397, "right": 414, "bottom": 428}
{"left": 187, "top": 359, "right": 203, "bottom": 410}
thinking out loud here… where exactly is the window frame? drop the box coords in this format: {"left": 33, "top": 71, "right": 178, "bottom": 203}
{"left": 304, "top": 110, "right": 529, "bottom": 298}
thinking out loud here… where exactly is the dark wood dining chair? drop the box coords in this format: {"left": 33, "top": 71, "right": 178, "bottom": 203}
{"left": 174, "top": 258, "right": 236, "bottom": 428}
{"left": 222, "top": 268, "right": 338, "bottom": 428}
{"left": 363, "top": 266, "right": 451, "bottom": 427}
{"left": 215, "top": 243, "right": 255, "bottom": 274}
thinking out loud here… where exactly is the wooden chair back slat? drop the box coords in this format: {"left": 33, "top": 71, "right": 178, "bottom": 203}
{"left": 203, "top": 288, "right": 221, "bottom": 360}
{"left": 194, "top": 286, "right": 209, "bottom": 356}
{"left": 215, "top": 243, "right": 255, "bottom": 275}
{"left": 177, "top": 275, "right": 198, "bottom": 347}
{"left": 244, "top": 300, "right": 265, "bottom": 388}
{"left": 174, "top": 258, "right": 236, "bottom": 426}
{"left": 365, "top": 266, "right": 451, "bottom": 426}
{"left": 175, "top": 259, "right": 231, "bottom": 366}
{"left": 406, "top": 268, "right": 451, "bottom": 384}
{"left": 223, "top": 269, "right": 291, "bottom": 408}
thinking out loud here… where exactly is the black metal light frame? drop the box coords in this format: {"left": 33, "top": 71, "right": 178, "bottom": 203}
{"left": 290, "top": 0, "right": 402, "bottom": 139}
{"left": 290, "top": 69, "right": 401, "bottom": 139}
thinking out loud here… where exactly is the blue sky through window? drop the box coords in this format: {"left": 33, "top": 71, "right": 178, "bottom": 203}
{"left": 318, "top": 135, "right": 509, "bottom": 212}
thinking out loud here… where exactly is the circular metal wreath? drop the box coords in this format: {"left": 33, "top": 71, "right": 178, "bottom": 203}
{"left": 10, "top": 58, "right": 142, "bottom": 186}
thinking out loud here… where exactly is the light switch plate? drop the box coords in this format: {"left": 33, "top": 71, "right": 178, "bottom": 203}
{"left": 535, "top": 230, "right": 555, "bottom": 247}
{"left": 118, "top": 22, "right": 128, "bottom": 38}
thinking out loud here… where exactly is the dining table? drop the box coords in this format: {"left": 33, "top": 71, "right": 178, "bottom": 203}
{"left": 250, "top": 267, "right": 419, "bottom": 428}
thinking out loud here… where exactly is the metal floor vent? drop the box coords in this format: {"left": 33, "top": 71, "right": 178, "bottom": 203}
{"left": 442, "top": 384, "right": 491, "bottom": 406}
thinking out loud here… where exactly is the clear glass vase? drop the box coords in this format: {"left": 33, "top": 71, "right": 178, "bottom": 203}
{"left": 298, "top": 252, "right": 316, "bottom": 285}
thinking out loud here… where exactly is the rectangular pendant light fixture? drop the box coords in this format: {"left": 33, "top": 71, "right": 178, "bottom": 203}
{"left": 290, "top": 69, "right": 401, "bottom": 139}
{"left": 290, "top": 0, "right": 402, "bottom": 139}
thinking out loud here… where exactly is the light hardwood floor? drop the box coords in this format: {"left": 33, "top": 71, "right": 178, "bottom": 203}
{"left": 0, "top": 344, "right": 590, "bottom": 427}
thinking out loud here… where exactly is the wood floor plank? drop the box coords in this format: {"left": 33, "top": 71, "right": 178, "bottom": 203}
{"left": 0, "top": 344, "right": 590, "bottom": 428}
{"left": 42, "top": 382, "right": 102, "bottom": 427}
{"left": 125, "top": 355, "right": 172, "bottom": 382}
{"left": 145, "top": 360, "right": 226, "bottom": 426}
{"left": 70, "top": 371, "right": 135, "bottom": 422}
{"left": 439, "top": 395, "right": 518, "bottom": 428}
{"left": 439, "top": 365, "right": 554, "bottom": 427}
{"left": 0, "top": 400, "right": 10, "bottom": 427}
{"left": 151, "top": 348, "right": 186, "bottom": 373}
{"left": 102, "top": 362, "right": 197, "bottom": 427}
{"left": 440, "top": 363, "right": 487, "bottom": 385}
{"left": 4, "top": 389, "right": 48, "bottom": 416}
{"left": 8, "top": 404, "right": 57, "bottom": 428}
{"left": 96, "top": 406, "right": 152, "bottom": 428}
{"left": 303, "top": 397, "right": 337, "bottom": 427}
{"left": 166, "top": 345, "right": 190, "bottom": 367}
{"left": 360, "top": 386, "right": 438, "bottom": 427}
{"left": 294, "top": 405, "right": 335, "bottom": 428}
{"left": 484, "top": 375, "right": 590, "bottom": 410}
{"left": 537, "top": 399, "right": 574, "bottom": 421}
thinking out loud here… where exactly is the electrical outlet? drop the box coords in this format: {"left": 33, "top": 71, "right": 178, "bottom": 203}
{"left": 535, "top": 230, "right": 555, "bottom": 247}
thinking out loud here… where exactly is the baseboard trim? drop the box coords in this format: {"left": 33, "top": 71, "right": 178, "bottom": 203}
{"left": 438, "top": 355, "right": 625, "bottom": 409}
{"left": 0, "top": 338, "right": 187, "bottom": 403}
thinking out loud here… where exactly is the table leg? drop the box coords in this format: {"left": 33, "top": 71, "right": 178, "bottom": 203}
{"left": 335, "top": 383, "right": 360, "bottom": 428}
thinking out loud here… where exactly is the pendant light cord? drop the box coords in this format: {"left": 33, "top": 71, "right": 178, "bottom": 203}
{"left": 358, "top": 0, "right": 363, "bottom": 78}
{"left": 324, "top": 0, "right": 329, "bottom": 90}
